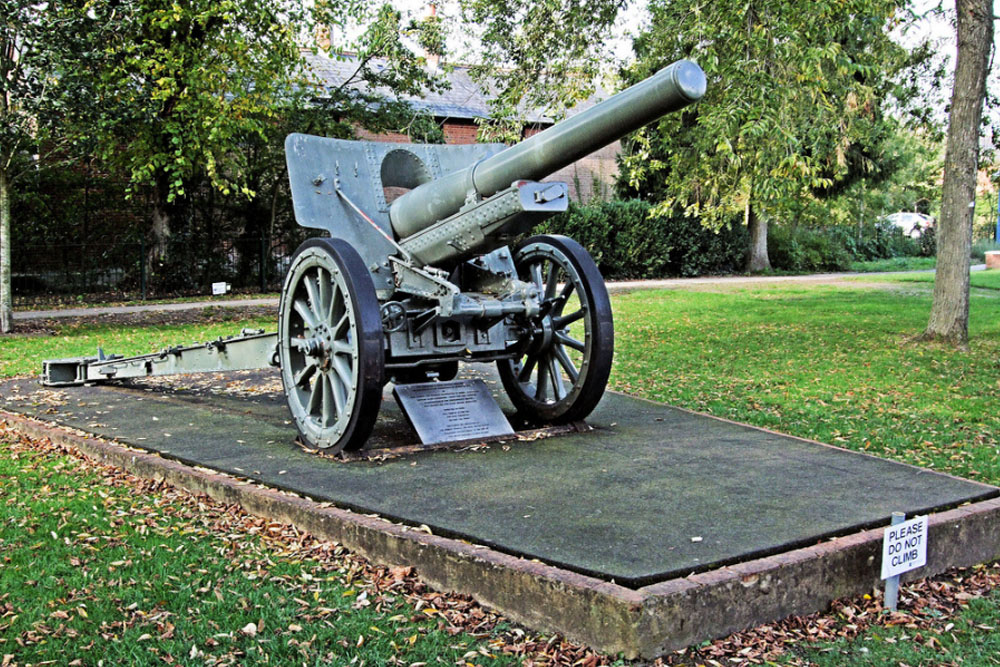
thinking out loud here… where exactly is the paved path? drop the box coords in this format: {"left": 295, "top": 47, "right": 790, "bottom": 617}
{"left": 13, "top": 266, "right": 986, "bottom": 321}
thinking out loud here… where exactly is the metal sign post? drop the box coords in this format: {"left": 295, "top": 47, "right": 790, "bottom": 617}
{"left": 883, "top": 512, "right": 905, "bottom": 611}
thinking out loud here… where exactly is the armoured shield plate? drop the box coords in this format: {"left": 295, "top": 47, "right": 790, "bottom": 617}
{"left": 285, "top": 134, "right": 505, "bottom": 295}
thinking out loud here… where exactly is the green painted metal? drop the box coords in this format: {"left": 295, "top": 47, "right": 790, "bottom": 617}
{"left": 388, "top": 60, "right": 706, "bottom": 240}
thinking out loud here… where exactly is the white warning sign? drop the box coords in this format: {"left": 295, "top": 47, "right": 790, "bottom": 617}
{"left": 881, "top": 515, "right": 928, "bottom": 580}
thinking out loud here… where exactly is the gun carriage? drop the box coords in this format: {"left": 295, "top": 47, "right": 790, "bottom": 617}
{"left": 43, "top": 61, "right": 706, "bottom": 453}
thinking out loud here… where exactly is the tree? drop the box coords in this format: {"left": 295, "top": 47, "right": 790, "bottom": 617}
{"left": 618, "top": 0, "right": 909, "bottom": 272}
{"left": 81, "top": 0, "right": 306, "bottom": 276}
{"left": 458, "top": 0, "right": 625, "bottom": 138}
{"left": 1, "top": 1, "right": 96, "bottom": 333}
{"left": 922, "top": 0, "right": 994, "bottom": 346}
{"left": 84, "top": 0, "right": 459, "bottom": 284}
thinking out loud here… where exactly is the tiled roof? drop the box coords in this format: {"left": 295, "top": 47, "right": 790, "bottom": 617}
{"left": 302, "top": 51, "right": 607, "bottom": 125}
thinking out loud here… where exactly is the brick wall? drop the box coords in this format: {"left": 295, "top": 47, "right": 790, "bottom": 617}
{"left": 355, "top": 127, "right": 412, "bottom": 144}
{"left": 443, "top": 120, "right": 479, "bottom": 145}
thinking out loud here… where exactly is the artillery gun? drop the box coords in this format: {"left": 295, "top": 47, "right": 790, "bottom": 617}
{"left": 43, "top": 60, "right": 706, "bottom": 453}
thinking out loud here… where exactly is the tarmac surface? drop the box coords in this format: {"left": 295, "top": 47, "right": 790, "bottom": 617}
{"left": 2, "top": 365, "right": 994, "bottom": 588}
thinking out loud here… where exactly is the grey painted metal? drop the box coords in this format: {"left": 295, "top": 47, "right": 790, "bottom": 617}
{"left": 42, "top": 63, "right": 707, "bottom": 452}
{"left": 284, "top": 136, "right": 505, "bottom": 296}
{"left": 389, "top": 60, "right": 707, "bottom": 239}
{"left": 278, "top": 238, "right": 385, "bottom": 452}
{"left": 42, "top": 330, "right": 278, "bottom": 387}
{"left": 498, "top": 235, "right": 614, "bottom": 423}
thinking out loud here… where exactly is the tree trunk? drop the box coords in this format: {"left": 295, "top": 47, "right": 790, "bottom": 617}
{"left": 148, "top": 174, "right": 173, "bottom": 279}
{"left": 0, "top": 168, "right": 12, "bottom": 333}
{"left": 745, "top": 201, "right": 771, "bottom": 273}
{"left": 922, "top": 0, "right": 993, "bottom": 346}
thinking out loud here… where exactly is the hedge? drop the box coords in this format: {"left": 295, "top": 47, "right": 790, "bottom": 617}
{"left": 535, "top": 199, "right": 932, "bottom": 279}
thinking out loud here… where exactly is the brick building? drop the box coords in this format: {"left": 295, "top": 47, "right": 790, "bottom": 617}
{"left": 303, "top": 51, "right": 618, "bottom": 203}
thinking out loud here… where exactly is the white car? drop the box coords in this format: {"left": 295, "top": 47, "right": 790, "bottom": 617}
{"left": 883, "top": 212, "right": 934, "bottom": 238}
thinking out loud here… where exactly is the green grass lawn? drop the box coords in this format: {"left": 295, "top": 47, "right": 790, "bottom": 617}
{"left": 2, "top": 281, "right": 1000, "bottom": 664}
{"left": 612, "top": 283, "right": 1000, "bottom": 484}
{"left": 16, "top": 292, "right": 280, "bottom": 311}
{"left": 0, "top": 432, "right": 531, "bottom": 665}
{"left": 855, "top": 268, "right": 1000, "bottom": 292}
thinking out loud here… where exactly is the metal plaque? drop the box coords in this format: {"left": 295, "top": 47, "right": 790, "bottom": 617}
{"left": 393, "top": 379, "right": 514, "bottom": 446}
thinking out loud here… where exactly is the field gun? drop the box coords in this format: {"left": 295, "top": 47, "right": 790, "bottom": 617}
{"left": 43, "top": 60, "right": 706, "bottom": 453}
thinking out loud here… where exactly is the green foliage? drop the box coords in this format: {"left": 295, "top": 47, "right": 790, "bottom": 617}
{"left": 848, "top": 256, "right": 936, "bottom": 272}
{"left": 618, "top": 0, "right": 911, "bottom": 233}
{"left": 0, "top": 1, "right": 96, "bottom": 177}
{"left": 769, "top": 222, "right": 930, "bottom": 273}
{"left": 536, "top": 200, "right": 747, "bottom": 279}
{"left": 767, "top": 226, "right": 855, "bottom": 272}
{"left": 460, "top": 0, "right": 625, "bottom": 132}
{"left": 971, "top": 239, "right": 1000, "bottom": 261}
{"left": 86, "top": 0, "right": 304, "bottom": 202}
{"left": 1, "top": 0, "right": 105, "bottom": 330}
{"left": 540, "top": 200, "right": 932, "bottom": 278}
{"left": 790, "top": 129, "right": 943, "bottom": 230}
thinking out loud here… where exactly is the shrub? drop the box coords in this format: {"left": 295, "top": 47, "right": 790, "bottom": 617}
{"left": 971, "top": 239, "right": 1000, "bottom": 261}
{"left": 769, "top": 223, "right": 927, "bottom": 272}
{"left": 536, "top": 200, "right": 746, "bottom": 279}
{"left": 536, "top": 199, "right": 931, "bottom": 278}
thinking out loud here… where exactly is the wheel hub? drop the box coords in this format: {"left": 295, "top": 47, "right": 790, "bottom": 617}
{"left": 529, "top": 314, "right": 557, "bottom": 355}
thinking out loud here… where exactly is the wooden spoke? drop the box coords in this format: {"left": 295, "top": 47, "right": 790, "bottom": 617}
{"left": 331, "top": 368, "right": 347, "bottom": 416}
{"left": 307, "top": 375, "right": 323, "bottom": 414}
{"left": 332, "top": 312, "right": 349, "bottom": 336}
{"left": 530, "top": 262, "right": 544, "bottom": 290}
{"left": 555, "top": 331, "right": 586, "bottom": 352}
{"left": 536, "top": 360, "right": 550, "bottom": 401}
{"left": 332, "top": 356, "right": 353, "bottom": 397}
{"left": 518, "top": 354, "right": 538, "bottom": 383}
{"left": 553, "top": 345, "right": 579, "bottom": 383}
{"left": 318, "top": 268, "right": 333, "bottom": 322}
{"left": 331, "top": 340, "right": 353, "bottom": 355}
{"left": 304, "top": 272, "right": 322, "bottom": 323}
{"left": 553, "top": 309, "right": 585, "bottom": 329}
{"left": 544, "top": 262, "right": 559, "bottom": 301}
{"left": 548, "top": 355, "right": 566, "bottom": 400}
{"left": 559, "top": 280, "right": 575, "bottom": 302}
{"left": 321, "top": 374, "right": 335, "bottom": 427}
{"left": 293, "top": 361, "right": 317, "bottom": 387}
{"left": 294, "top": 298, "right": 318, "bottom": 331}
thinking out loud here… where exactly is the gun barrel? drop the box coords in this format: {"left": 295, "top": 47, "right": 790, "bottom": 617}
{"left": 390, "top": 59, "right": 706, "bottom": 239}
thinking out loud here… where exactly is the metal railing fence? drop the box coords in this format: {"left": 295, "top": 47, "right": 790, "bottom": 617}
{"left": 12, "top": 237, "right": 296, "bottom": 306}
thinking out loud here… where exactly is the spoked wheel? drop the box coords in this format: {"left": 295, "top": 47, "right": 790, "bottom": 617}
{"left": 278, "top": 238, "right": 384, "bottom": 452}
{"left": 498, "top": 235, "right": 614, "bottom": 424}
